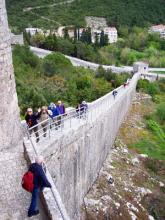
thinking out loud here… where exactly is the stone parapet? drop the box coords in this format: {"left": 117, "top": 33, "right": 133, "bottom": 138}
{"left": 23, "top": 137, "right": 70, "bottom": 220}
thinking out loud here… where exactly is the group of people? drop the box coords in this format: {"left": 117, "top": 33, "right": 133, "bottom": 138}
{"left": 25, "top": 100, "right": 88, "bottom": 142}
{"left": 25, "top": 100, "right": 65, "bottom": 143}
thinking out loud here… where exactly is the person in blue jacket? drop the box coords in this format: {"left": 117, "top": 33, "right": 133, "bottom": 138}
{"left": 48, "top": 102, "right": 60, "bottom": 129}
{"left": 56, "top": 101, "right": 66, "bottom": 128}
{"left": 28, "top": 156, "right": 51, "bottom": 217}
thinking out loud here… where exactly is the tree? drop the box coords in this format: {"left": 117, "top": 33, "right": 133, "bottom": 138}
{"left": 80, "top": 29, "right": 86, "bottom": 42}
{"left": 86, "top": 27, "right": 92, "bottom": 44}
{"left": 100, "top": 30, "right": 105, "bottom": 47}
{"left": 31, "top": 33, "right": 45, "bottom": 48}
{"left": 23, "top": 31, "right": 31, "bottom": 45}
{"left": 95, "top": 33, "right": 99, "bottom": 47}
{"left": 64, "top": 28, "right": 69, "bottom": 39}
{"left": 74, "top": 26, "right": 77, "bottom": 41}
{"left": 42, "top": 52, "right": 72, "bottom": 77}
{"left": 43, "top": 34, "right": 57, "bottom": 50}
{"left": 104, "top": 34, "right": 109, "bottom": 46}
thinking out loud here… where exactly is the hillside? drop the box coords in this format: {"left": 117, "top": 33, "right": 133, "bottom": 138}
{"left": 6, "top": 0, "right": 165, "bottom": 32}
{"left": 13, "top": 45, "right": 129, "bottom": 115}
{"left": 83, "top": 91, "right": 165, "bottom": 220}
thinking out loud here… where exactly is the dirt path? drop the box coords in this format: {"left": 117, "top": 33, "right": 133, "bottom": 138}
{"left": 23, "top": 0, "right": 75, "bottom": 12}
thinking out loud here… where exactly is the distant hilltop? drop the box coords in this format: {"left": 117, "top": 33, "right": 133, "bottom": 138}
{"left": 6, "top": 0, "right": 165, "bottom": 33}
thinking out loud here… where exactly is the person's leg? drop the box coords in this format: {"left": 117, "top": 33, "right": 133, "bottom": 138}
{"left": 43, "top": 125, "right": 47, "bottom": 137}
{"left": 28, "top": 188, "right": 40, "bottom": 217}
{"left": 55, "top": 118, "right": 58, "bottom": 130}
{"left": 57, "top": 116, "right": 61, "bottom": 128}
{"left": 61, "top": 116, "right": 64, "bottom": 128}
{"left": 33, "top": 127, "right": 39, "bottom": 142}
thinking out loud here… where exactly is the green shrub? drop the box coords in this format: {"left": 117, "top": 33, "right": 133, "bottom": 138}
{"left": 13, "top": 45, "right": 40, "bottom": 68}
{"left": 42, "top": 52, "right": 72, "bottom": 77}
{"left": 147, "top": 120, "right": 165, "bottom": 141}
{"left": 137, "top": 79, "right": 159, "bottom": 97}
{"left": 156, "top": 103, "right": 165, "bottom": 123}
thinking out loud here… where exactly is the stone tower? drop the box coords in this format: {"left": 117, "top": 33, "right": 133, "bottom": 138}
{"left": 0, "top": 0, "right": 22, "bottom": 150}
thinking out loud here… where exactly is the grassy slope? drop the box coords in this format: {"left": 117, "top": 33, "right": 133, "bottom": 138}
{"left": 119, "top": 90, "right": 165, "bottom": 161}
{"left": 6, "top": 0, "right": 165, "bottom": 32}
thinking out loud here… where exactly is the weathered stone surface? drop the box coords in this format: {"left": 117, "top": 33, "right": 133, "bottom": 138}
{"left": 0, "top": 0, "right": 22, "bottom": 150}
{"left": 36, "top": 73, "right": 140, "bottom": 219}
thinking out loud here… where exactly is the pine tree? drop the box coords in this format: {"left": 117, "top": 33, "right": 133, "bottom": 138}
{"left": 77, "top": 27, "right": 80, "bottom": 40}
{"left": 95, "top": 33, "right": 99, "bottom": 47}
{"left": 74, "top": 26, "right": 77, "bottom": 41}
{"left": 23, "top": 31, "right": 31, "bottom": 45}
{"left": 64, "top": 28, "right": 69, "bottom": 39}
{"left": 100, "top": 30, "right": 105, "bottom": 47}
{"left": 86, "top": 27, "right": 92, "bottom": 44}
{"left": 104, "top": 34, "right": 109, "bottom": 46}
{"left": 80, "top": 29, "right": 86, "bottom": 42}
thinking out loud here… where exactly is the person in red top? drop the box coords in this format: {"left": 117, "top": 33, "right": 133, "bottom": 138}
{"left": 28, "top": 156, "right": 51, "bottom": 217}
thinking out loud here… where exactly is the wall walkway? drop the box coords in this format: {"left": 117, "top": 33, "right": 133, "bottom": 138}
{"left": 24, "top": 72, "right": 140, "bottom": 219}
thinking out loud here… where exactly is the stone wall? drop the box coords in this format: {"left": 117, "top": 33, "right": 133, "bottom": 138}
{"left": 11, "top": 33, "right": 24, "bottom": 45}
{"left": 43, "top": 73, "right": 140, "bottom": 219}
{"left": 0, "top": 0, "right": 22, "bottom": 149}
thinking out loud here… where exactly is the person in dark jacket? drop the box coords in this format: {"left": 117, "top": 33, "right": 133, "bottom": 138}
{"left": 80, "top": 101, "right": 88, "bottom": 119}
{"left": 25, "top": 108, "right": 40, "bottom": 142}
{"left": 112, "top": 90, "right": 118, "bottom": 99}
{"left": 28, "top": 156, "right": 51, "bottom": 217}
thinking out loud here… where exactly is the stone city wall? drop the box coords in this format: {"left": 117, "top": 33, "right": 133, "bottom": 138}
{"left": 0, "top": 0, "right": 22, "bottom": 150}
{"left": 42, "top": 73, "right": 140, "bottom": 219}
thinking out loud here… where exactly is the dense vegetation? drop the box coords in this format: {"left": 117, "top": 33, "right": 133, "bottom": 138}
{"left": 27, "top": 27, "right": 165, "bottom": 67}
{"left": 13, "top": 45, "right": 129, "bottom": 115}
{"left": 6, "top": 0, "right": 165, "bottom": 32}
{"left": 133, "top": 79, "right": 165, "bottom": 160}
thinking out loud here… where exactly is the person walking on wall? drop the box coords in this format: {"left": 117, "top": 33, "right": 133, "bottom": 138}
{"left": 112, "top": 90, "right": 118, "bottom": 99}
{"left": 48, "top": 102, "right": 60, "bottom": 129}
{"left": 39, "top": 106, "right": 52, "bottom": 137}
{"left": 56, "top": 100, "right": 65, "bottom": 128}
{"left": 28, "top": 156, "right": 51, "bottom": 217}
{"left": 25, "top": 108, "right": 40, "bottom": 143}
{"left": 80, "top": 101, "right": 88, "bottom": 119}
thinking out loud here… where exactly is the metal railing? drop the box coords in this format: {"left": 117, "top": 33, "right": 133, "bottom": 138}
{"left": 27, "top": 106, "right": 89, "bottom": 142}
{"left": 24, "top": 72, "right": 140, "bottom": 220}
{"left": 26, "top": 73, "right": 140, "bottom": 144}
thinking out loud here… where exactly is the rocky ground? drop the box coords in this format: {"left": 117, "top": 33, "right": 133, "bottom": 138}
{"left": 82, "top": 93, "right": 165, "bottom": 220}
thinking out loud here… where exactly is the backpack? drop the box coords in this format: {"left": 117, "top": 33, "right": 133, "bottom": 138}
{"left": 22, "top": 171, "right": 34, "bottom": 192}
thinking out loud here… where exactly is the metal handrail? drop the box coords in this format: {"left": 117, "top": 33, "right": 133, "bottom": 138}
{"left": 24, "top": 73, "right": 140, "bottom": 220}
{"left": 26, "top": 74, "right": 140, "bottom": 143}
{"left": 25, "top": 123, "right": 70, "bottom": 220}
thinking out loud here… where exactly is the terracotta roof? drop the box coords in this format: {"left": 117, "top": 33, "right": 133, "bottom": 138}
{"left": 151, "top": 24, "right": 165, "bottom": 30}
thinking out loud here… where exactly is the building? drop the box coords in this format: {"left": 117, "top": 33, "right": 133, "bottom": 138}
{"left": 91, "top": 27, "right": 118, "bottom": 44}
{"left": 133, "top": 62, "right": 149, "bottom": 74}
{"left": 11, "top": 33, "right": 24, "bottom": 45}
{"left": 25, "top": 27, "right": 43, "bottom": 36}
{"left": 149, "top": 24, "right": 165, "bottom": 39}
{"left": 56, "top": 26, "right": 84, "bottom": 39}
{"left": 104, "top": 27, "right": 118, "bottom": 43}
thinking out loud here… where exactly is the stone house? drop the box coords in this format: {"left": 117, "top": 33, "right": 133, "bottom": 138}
{"left": 91, "top": 27, "right": 118, "bottom": 44}
{"left": 149, "top": 24, "right": 165, "bottom": 39}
